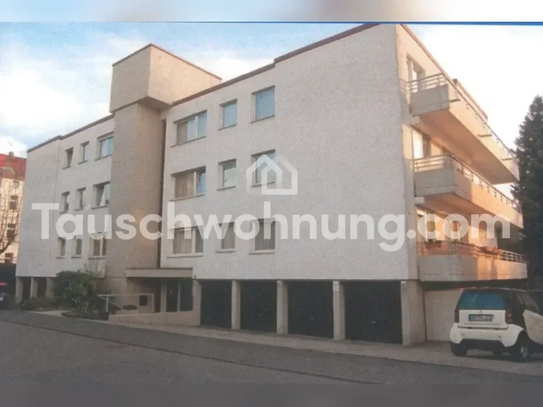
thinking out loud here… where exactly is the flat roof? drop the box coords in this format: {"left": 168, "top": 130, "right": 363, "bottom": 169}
{"left": 112, "top": 43, "right": 222, "bottom": 80}
{"left": 28, "top": 23, "right": 469, "bottom": 155}
{"left": 27, "top": 114, "right": 114, "bottom": 154}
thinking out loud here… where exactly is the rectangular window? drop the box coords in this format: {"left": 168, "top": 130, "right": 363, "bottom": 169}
{"left": 98, "top": 135, "right": 114, "bottom": 159}
{"left": 252, "top": 151, "right": 276, "bottom": 185}
{"left": 254, "top": 87, "right": 275, "bottom": 121}
{"left": 92, "top": 237, "right": 107, "bottom": 257}
{"left": 173, "top": 168, "right": 206, "bottom": 198}
{"left": 4, "top": 252, "right": 13, "bottom": 264}
{"left": 6, "top": 223, "right": 15, "bottom": 240}
{"left": 65, "top": 148, "right": 73, "bottom": 168}
{"left": 407, "top": 58, "right": 426, "bottom": 92}
{"left": 221, "top": 101, "right": 237, "bottom": 128}
{"left": 9, "top": 195, "right": 18, "bottom": 211}
{"left": 173, "top": 227, "right": 203, "bottom": 255}
{"left": 95, "top": 182, "right": 110, "bottom": 207}
{"left": 255, "top": 220, "right": 275, "bottom": 251}
{"left": 219, "top": 160, "right": 237, "bottom": 188}
{"left": 61, "top": 192, "right": 70, "bottom": 212}
{"left": 59, "top": 238, "right": 66, "bottom": 257}
{"left": 74, "top": 237, "right": 83, "bottom": 256}
{"left": 176, "top": 112, "right": 207, "bottom": 144}
{"left": 77, "top": 188, "right": 85, "bottom": 210}
{"left": 80, "top": 142, "right": 89, "bottom": 163}
{"left": 220, "top": 223, "right": 236, "bottom": 250}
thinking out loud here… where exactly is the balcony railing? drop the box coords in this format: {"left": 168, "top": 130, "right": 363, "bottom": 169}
{"left": 414, "top": 154, "right": 521, "bottom": 213}
{"left": 417, "top": 241, "right": 525, "bottom": 264}
{"left": 407, "top": 73, "right": 517, "bottom": 163}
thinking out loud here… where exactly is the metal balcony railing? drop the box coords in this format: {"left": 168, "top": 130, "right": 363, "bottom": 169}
{"left": 407, "top": 73, "right": 517, "bottom": 163}
{"left": 417, "top": 241, "right": 525, "bottom": 264}
{"left": 414, "top": 154, "right": 521, "bottom": 213}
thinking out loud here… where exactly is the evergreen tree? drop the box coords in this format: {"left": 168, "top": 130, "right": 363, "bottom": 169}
{"left": 512, "top": 95, "right": 543, "bottom": 280}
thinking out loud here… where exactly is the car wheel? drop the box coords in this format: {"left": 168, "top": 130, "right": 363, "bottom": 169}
{"left": 510, "top": 335, "right": 530, "bottom": 363}
{"left": 450, "top": 342, "right": 467, "bottom": 357}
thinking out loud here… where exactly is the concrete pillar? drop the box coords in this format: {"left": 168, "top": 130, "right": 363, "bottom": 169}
{"left": 333, "top": 281, "right": 346, "bottom": 341}
{"left": 15, "top": 277, "right": 24, "bottom": 303}
{"left": 104, "top": 45, "right": 220, "bottom": 296}
{"left": 192, "top": 280, "right": 202, "bottom": 325}
{"left": 160, "top": 281, "right": 167, "bottom": 313}
{"left": 231, "top": 280, "right": 241, "bottom": 330}
{"left": 29, "top": 278, "right": 38, "bottom": 299}
{"left": 276, "top": 280, "right": 288, "bottom": 335}
{"left": 45, "top": 278, "right": 54, "bottom": 299}
{"left": 400, "top": 280, "right": 426, "bottom": 346}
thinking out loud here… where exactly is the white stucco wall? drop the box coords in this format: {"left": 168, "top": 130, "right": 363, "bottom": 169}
{"left": 160, "top": 25, "right": 410, "bottom": 281}
{"left": 17, "top": 117, "right": 114, "bottom": 278}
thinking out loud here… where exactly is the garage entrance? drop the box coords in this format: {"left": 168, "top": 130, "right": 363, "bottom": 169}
{"left": 201, "top": 280, "right": 231, "bottom": 328}
{"left": 344, "top": 282, "right": 402, "bottom": 344}
{"left": 288, "top": 281, "right": 333, "bottom": 338}
{"left": 240, "top": 281, "right": 276, "bottom": 332}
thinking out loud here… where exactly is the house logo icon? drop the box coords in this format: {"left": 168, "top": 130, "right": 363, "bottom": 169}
{"left": 246, "top": 154, "right": 298, "bottom": 196}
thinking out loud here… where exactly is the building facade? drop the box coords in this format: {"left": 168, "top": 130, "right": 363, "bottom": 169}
{"left": 16, "top": 24, "right": 526, "bottom": 344}
{"left": 0, "top": 152, "right": 26, "bottom": 265}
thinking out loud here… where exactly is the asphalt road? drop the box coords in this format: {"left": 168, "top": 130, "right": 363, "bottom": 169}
{"left": 0, "top": 310, "right": 542, "bottom": 384}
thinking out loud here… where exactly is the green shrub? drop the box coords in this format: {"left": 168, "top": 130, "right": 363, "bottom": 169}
{"left": 54, "top": 271, "right": 97, "bottom": 312}
{"left": 122, "top": 304, "right": 138, "bottom": 311}
{"left": 20, "top": 297, "right": 57, "bottom": 311}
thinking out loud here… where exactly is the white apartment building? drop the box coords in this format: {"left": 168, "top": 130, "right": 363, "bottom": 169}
{"left": 16, "top": 24, "right": 526, "bottom": 344}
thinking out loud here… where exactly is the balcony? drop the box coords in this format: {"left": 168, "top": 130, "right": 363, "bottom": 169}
{"left": 418, "top": 241, "right": 527, "bottom": 282}
{"left": 414, "top": 155, "right": 523, "bottom": 228}
{"left": 408, "top": 74, "right": 518, "bottom": 184}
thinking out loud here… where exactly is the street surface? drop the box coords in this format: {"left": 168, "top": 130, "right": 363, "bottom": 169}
{"left": 0, "top": 310, "right": 541, "bottom": 384}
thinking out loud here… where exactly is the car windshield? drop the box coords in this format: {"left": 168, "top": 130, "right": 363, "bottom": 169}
{"left": 457, "top": 292, "right": 506, "bottom": 310}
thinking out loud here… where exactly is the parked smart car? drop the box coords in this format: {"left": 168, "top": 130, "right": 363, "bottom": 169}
{"left": 450, "top": 287, "right": 543, "bottom": 362}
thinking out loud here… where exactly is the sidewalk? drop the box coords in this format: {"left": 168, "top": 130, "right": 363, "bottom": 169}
{"left": 105, "top": 318, "right": 543, "bottom": 376}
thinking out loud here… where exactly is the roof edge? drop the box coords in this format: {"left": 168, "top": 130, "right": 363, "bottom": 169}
{"left": 112, "top": 43, "right": 222, "bottom": 80}
{"left": 172, "top": 23, "right": 380, "bottom": 107}
{"left": 27, "top": 114, "right": 114, "bottom": 154}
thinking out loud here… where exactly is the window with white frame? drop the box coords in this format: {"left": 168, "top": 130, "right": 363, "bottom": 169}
{"left": 6, "top": 223, "right": 15, "bottom": 240}
{"left": 95, "top": 182, "right": 110, "bottom": 207}
{"left": 74, "top": 237, "right": 83, "bottom": 257}
{"left": 407, "top": 58, "right": 425, "bottom": 92}
{"left": 92, "top": 237, "right": 106, "bottom": 257}
{"left": 220, "top": 223, "right": 235, "bottom": 251}
{"left": 65, "top": 148, "right": 73, "bottom": 168}
{"left": 219, "top": 159, "right": 237, "bottom": 189}
{"left": 98, "top": 135, "right": 114, "bottom": 159}
{"left": 59, "top": 237, "right": 66, "bottom": 257}
{"left": 255, "top": 220, "right": 275, "bottom": 251}
{"left": 9, "top": 195, "right": 18, "bottom": 211}
{"left": 80, "top": 142, "right": 89, "bottom": 163}
{"left": 77, "top": 188, "right": 85, "bottom": 210}
{"left": 254, "top": 87, "right": 275, "bottom": 121}
{"left": 4, "top": 252, "right": 13, "bottom": 264}
{"left": 173, "top": 227, "right": 203, "bottom": 255}
{"left": 60, "top": 192, "right": 70, "bottom": 212}
{"left": 174, "top": 168, "right": 206, "bottom": 198}
{"left": 252, "top": 151, "right": 276, "bottom": 185}
{"left": 176, "top": 112, "right": 207, "bottom": 144}
{"left": 221, "top": 101, "right": 237, "bottom": 128}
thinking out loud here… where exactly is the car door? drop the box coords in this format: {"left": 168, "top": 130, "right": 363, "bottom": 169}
{"left": 521, "top": 292, "right": 543, "bottom": 345}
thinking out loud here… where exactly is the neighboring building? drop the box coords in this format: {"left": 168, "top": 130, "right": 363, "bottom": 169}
{"left": 16, "top": 24, "right": 525, "bottom": 344}
{"left": 0, "top": 152, "right": 26, "bottom": 265}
